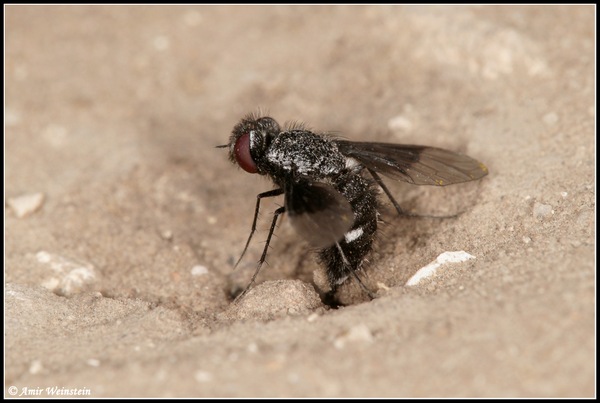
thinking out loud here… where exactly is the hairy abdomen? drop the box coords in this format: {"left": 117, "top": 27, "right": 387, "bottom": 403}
{"left": 318, "top": 172, "right": 378, "bottom": 287}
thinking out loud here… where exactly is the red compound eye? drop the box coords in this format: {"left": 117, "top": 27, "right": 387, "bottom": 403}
{"left": 234, "top": 132, "right": 258, "bottom": 173}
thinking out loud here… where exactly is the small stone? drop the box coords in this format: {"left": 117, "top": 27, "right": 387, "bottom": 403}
{"left": 86, "top": 358, "right": 100, "bottom": 367}
{"left": 333, "top": 324, "right": 374, "bottom": 349}
{"left": 194, "top": 370, "right": 213, "bottom": 383}
{"left": 533, "top": 202, "right": 553, "bottom": 220}
{"left": 8, "top": 193, "right": 45, "bottom": 218}
{"left": 29, "top": 360, "right": 43, "bottom": 374}
{"left": 191, "top": 265, "right": 209, "bottom": 276}
{"left": 405, "top": 251, "right": 475, "bottom": 286}
{"left": 388, "top": 115, "right": 414, "bottom": 132}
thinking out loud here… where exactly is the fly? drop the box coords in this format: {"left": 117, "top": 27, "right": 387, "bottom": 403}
{"left": 217, "top": 113, "right": 488, "bottom": 304}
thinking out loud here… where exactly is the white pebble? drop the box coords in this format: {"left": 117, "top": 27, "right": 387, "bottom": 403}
{"left": 29, "top": 360, "right": 43, "bottom": 374}
{"left": 387, "top": 115, "right": 414, "bottom": 132}
{"left": 406, "top": 251, "right": 475, "bottom": 286}
{"left": 334, "top": 324, "right": 374, "bottom": 349}
{"left": 246, "top": 342, "right": 259, "bottom": 353}
{"left": 194, "top": 370, "right": 213, "bottom": 383}
{"left": 8, "top": 192, "right": 45, "bottom": 218}
{"left": 191, "top": 265, "right": 209, "bottom": 276}
{"left": 86, "top": 358, "right": 100, "bottom": 367}
{"left": 35, "top": 251, "right": 96, "bottom": 295}
{"left": 533, "top": 202, "right": 553, "bottom": 220}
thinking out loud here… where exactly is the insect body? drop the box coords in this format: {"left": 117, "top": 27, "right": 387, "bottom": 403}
{"left": 219, "top": 114, "right": 488, "bottom": 303}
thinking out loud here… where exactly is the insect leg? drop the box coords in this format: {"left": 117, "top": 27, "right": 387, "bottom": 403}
{"left": 234, "top": 188, "right": 284, "bottom": 269}
{"left": 367, "top": 168, "right": 405, "bottom": 216}
{"left": 334, "top": 242, "right": 376, "bottom": 300}
{"left": 235, "top": 206, "right": 285, "bottom": 302}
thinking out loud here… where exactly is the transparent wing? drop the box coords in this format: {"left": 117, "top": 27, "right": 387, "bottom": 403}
{"left": 336, "top": 140, "right": 488, "bottom": 186}
{"left": 285, "top": 180, "right": 354, "bottom": 248}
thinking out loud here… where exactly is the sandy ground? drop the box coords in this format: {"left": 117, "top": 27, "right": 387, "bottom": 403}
{"left": 5, "top": 5, "right": 595, "bottom": 398}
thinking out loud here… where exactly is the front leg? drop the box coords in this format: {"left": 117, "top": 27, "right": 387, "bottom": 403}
{"left": 234, "top": 206, "right": 286, "bottom": 302}
{"left": 234, "top": 188, "right": 284, "bottom": 269}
